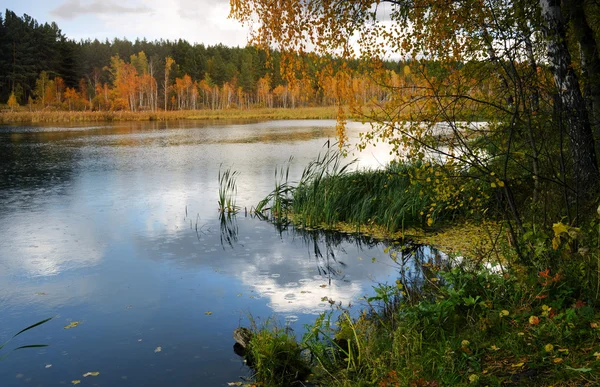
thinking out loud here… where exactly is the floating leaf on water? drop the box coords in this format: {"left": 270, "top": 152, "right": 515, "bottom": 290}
{"left": 227, "top": 382, "right": 243, "bottom": 386}
{"left": 205, "top": 311, "right": 213, "bottom": 315}
{"left": 236, "top": 294, "right": 242, "bottom": 297}
{"left": 371, "top": 257, "right": 377, "bottom": 263}
{"left": 64, "top": 321, "right": 81, "bottom": 329}
{"left": 319, "top": 284, "right": 327, "bottom": 288}
{"left": 45, "top": 364, "right": 52, "bottom": 369}
{"left": 83, "top": 371, "right": 100, "bottom": 377}
{"left": 126, "top": 305, "right": 133, "bottom": 309}
{"left": 71, "top": 381, "right": 81, "bottom": 385}
{"left": 36, "top": 292, "right": 48, "bottom": 296}
{"left": 154, "top": 346, "right": 162, "bottom": 353}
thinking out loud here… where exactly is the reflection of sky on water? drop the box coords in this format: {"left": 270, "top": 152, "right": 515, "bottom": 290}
{"left": 0, "top": 120, "right": 404, "bottom": 386}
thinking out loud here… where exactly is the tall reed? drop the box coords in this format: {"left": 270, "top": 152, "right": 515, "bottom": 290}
{"left": 218, "top": 166, "right": 239, "bottom": 215}
{"left": 256, "top": 143, "right": 433, "bottom": 233}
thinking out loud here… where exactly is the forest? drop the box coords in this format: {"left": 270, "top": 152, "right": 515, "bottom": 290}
{"left": 0, "top": 9, "right": 413, "bottom": 112}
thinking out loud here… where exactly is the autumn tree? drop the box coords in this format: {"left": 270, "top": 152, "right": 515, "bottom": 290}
{"left": 163, "top": 56, "right": 175, "bottom": 111}
{"left": 230, "top": 0, "right": 600, "bottom": 258}
{"left": 7, "top": 92, "right": 18, "bottom": 111}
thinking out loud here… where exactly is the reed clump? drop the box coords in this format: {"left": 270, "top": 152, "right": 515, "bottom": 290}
{"left": 218, "top": 166, "right": 239, "bottom": 215}
{"left": 256, "top": 145, "right": 453, "bottom": 233}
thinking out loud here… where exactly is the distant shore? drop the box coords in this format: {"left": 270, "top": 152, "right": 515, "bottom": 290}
{"left": 0, "top": 106, "right": 343, "bottom": 124}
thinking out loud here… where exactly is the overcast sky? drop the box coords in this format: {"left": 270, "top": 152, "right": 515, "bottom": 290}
{"left": 3, "top": 0, "right": 251, "bottom": 47}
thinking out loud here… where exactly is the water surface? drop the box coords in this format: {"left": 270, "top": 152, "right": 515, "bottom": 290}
{"left": 0, "top": 119, "right": 418, "bottom": 386}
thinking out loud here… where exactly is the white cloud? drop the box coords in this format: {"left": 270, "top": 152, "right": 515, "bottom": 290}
{"left": 50, "top": 0, "right": 153, "bottom": 20}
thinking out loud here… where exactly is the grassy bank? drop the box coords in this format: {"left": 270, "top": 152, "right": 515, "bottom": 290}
{"left": 244, "top": 259, "right": 600, "bottom": 386}
{"left": 0, "top": 106, "right": 340, "bottom": 124}
{"left": 239, "top": 150, "right": 600, "bottom": 387}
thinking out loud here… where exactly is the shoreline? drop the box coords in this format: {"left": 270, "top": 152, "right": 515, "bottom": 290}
{"left": 0, "top": 106, "right": 341, "bottom": 124}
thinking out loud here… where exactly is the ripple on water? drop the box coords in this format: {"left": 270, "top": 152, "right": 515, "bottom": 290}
{"left": 284, "top": 293, "right": 296, "bottom": 301}
{"left": 285, "top": 315, "right": 299, "bottom": 323}
{"left": 285, "top": 282, "right": 298, "bottom": 287}
{"left": 271, "top": 273, "right": 280, "bottom": 278}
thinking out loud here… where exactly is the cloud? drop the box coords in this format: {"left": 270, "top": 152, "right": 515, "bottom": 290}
{"left": 50, "top": 0, "right": 153, "bottom": 20}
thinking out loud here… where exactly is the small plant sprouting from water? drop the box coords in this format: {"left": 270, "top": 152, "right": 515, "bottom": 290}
{"left": 0, "top": 317, "right": 53, "bottom": 360}
{"left": 218, "top": 165, "right": 239, "bottom": 215}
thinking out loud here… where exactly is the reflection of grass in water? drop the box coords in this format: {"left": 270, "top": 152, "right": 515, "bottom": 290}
{"left": 219, "top": 214, "right": 239, "bottom": 249}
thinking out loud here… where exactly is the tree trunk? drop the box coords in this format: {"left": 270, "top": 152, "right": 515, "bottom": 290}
{"left": 566, "top": 0, "right": 600, "bottom": 158}
{"left": 539, "top": 0, "right": 599, "bottom": 201}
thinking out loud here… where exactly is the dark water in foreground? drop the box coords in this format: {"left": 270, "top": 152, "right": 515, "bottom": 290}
{"left": 0, "top": 119, "right": 435, "bottom": 386}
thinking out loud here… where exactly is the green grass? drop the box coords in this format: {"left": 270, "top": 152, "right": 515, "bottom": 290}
{"left": 256, "top": 145, "right": 467, "bottom": 233}
{"left": 244, "top": 317, "right": 311, "bottom": 387}
{"left": 243, "top": 252, "right": 600, "bottom": 386}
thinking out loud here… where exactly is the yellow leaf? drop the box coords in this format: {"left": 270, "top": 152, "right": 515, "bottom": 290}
{"left": 205, "top": 311, "right": 213, "bottom": 315}
{"left": 83, "top": 372, "right": 100, "bottom": 377}
{"left": 553, "top": 357, "right": 563, "bottom": 364}
{"left": 497, "top": 180, "right": 505, "bottom": 187}
{"left": 544, "top": 344, "right": 554, "bottom": 352}
{"left": 511, "top": 362, "right": 525, "bottom": 368}
{"left": 491, "top": 182, "right": 496, "bottom": 188}
{"left": 64, "top": 321, "right": 81, "bottom": 329}
{"left": 552, "top": 222, "right": 569, "bottom": 237}
{"left": 154, "top": 346, "right": 162, "bottom": 353}
{"left": 427, "top": 218, "right": 433, "bottom": 227}
{"left": 72, "top": 381, "right": 81, "bottom": 385}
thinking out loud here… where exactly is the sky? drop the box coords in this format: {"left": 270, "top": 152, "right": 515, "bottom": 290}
{"left": 2, "top": 0, "right": 251, "bottom": 47}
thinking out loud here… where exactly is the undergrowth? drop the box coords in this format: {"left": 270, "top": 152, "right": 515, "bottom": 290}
{"left": 243, "top": 248, "right": 600, "bottom": 386}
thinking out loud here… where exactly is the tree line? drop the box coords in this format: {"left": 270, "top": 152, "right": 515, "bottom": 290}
{"left": 0, "top": 9, "right": 421, "bottom": 112}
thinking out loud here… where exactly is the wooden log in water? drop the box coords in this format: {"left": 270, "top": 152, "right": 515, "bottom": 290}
{"left": 233, "top": 327, "right": 253, "bottom": 350}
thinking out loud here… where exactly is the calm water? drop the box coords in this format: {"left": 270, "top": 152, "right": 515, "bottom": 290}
{"left": 0, "top": 119, "right": 428, "bottom": 386}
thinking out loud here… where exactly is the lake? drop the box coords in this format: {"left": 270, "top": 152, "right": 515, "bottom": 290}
{"left": 0, "top": 119, "right": 435, "bottom": 386}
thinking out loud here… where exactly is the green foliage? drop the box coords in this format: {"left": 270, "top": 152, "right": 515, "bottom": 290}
{"left": 246, "top": 318, "right": 311, "bottom": 386}
{"left": 249, "top": 259, "right": 600, "bottom": 386}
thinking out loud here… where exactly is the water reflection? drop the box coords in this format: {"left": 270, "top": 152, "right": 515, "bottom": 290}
{"left": 0, "top": 119, "right": 405, "bottom": 386}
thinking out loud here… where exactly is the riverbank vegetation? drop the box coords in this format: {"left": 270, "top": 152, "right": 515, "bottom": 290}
{"left": 0, "top": 106, "right": 340, "bottom": 124}
{"left": 229, "top": 0, "right": 600, "bottom": 385}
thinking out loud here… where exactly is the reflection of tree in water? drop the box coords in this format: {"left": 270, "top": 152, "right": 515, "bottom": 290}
{"left": 297, "top": 229, "right": 381, "bottom": 285}
{"left": 268, "top": 220, "right": 449, "bottom": 302}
